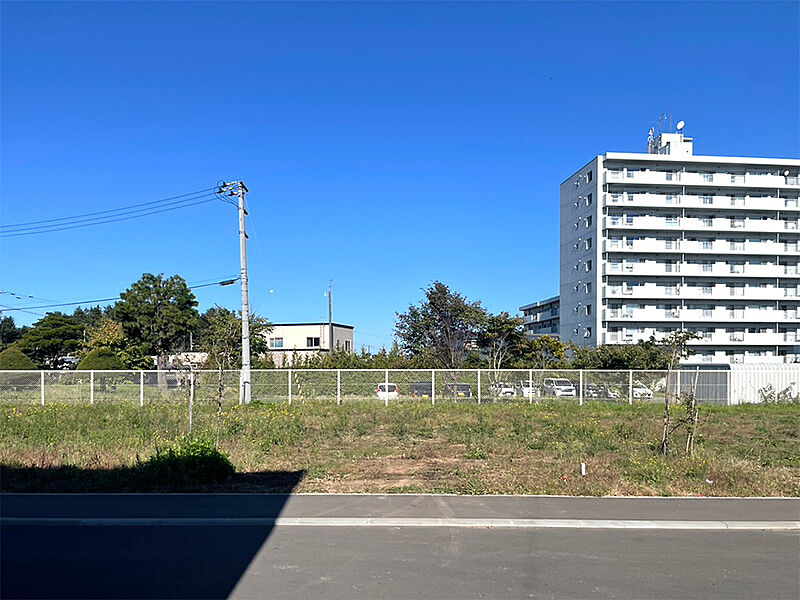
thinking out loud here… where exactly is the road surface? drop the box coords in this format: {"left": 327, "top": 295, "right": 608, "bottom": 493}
{"left": 2, "top": 494, "right": 798, "bottom": 599}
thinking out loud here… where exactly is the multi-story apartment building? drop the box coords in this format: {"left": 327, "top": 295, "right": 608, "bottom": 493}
{"left": 520, "top": 296, "right": 560, "bottom": 338}
{"left": 560, "top": 129, "right": 800, "bottom": 364}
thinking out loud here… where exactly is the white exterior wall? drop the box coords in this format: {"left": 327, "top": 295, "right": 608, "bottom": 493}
{"left": 561, "top": 134, "right": 800, "bottom": 365}
{"left": 266, "top": 323, "right": 354, "bottom": 365}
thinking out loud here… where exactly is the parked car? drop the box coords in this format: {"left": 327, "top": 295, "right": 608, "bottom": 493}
{"left": 376, "top": 383, "right": 399, "bottom": 400}
{"left": 445, "top": 383, "right": 472, "bottom": 398}
{"left": 542, "top": 378, "right": 577, "bottom": 397}
{"left": 584, "top": 383, "right": 620, "bottom": 399}
{"left": 490, "top": 381, "right": 517, "bottom": 397}
{"left": 409, "top": 382, "right": 432, "bottom": 398}
{"left": 632, "top": 381, "right": 654, "bottom": 399}
{"left": 583, "top": 383, "right": 605, "bottom": 398}
{"left": 518, "top": 381, "right": 540, "bottom": 399}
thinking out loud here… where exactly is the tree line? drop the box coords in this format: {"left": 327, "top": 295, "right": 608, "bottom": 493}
{"left": 0, "top": 277, "right": 675, "bottom": 371}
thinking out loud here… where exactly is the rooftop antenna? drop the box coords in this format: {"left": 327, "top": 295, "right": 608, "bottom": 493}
{"left": 657, "top": 113, "right": 668, "bottom": 136}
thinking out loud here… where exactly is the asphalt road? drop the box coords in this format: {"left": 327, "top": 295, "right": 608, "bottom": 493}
{"left": 2, "top": 494, "right": 798, "bottom": 599}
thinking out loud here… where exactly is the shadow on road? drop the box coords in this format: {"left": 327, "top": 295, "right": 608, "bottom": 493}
{"left": 1, "top": 469, "right": 305, "bottom": 599}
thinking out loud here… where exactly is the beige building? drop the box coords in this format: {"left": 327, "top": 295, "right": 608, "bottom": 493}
{"left": 265, "top": 322, "right": 354, "bottom": 365}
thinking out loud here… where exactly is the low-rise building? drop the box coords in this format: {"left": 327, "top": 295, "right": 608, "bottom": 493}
{"left": 266, "top": 322, "right": 354, "bottom": 366}
{"left": 520, "top": 296, "right": 560, "bottom": 338}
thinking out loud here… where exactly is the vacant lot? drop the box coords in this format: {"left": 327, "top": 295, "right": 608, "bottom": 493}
{"left": 1, "top": 400, "right": 797, "bottom": 495}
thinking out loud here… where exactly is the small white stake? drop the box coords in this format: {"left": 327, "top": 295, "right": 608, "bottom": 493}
{"left": 580, "top": 462, "right": 586, "bottom": 477}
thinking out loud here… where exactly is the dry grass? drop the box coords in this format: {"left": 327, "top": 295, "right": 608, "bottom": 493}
{"left": 1, "top": 400, "right": 798, "bottom": 495}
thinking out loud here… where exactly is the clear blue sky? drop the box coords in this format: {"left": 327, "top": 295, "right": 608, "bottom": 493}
{"left": 1, "top": 1, "right": 798, "bottom": 349}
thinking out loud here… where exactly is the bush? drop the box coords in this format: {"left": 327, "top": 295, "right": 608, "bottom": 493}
{"left": 138, "top": 437, "right": 235, "bottom": 487}
{"left": 0, "top": 347, "right": 37, "bottom": 370}
{"left": 76, "top": 347, "right": 124, "bottom": 370}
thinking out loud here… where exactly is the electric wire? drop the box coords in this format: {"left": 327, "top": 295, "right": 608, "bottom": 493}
{"left": 1, "top": 196, "right": 218, "bottom": 238}
{"left": 1, "top": 278, "right": 240, "bottom": 312}
{"left": 1, "top": 187, "right": 217, "bottom": 230}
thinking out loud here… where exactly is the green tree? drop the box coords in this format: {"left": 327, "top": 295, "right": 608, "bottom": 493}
{"left": 197, "top": 306, "right": 272, "bottom": 368}
{"left": 478, "top": 312, "right": 526, "bottom": 371}
{"left": 72, "top": 305, "right": 113, "bottom": 331}
{"left": 513, "top": 335, "right": 571, "bottom": 369}
{"left": 571, "top": 340, "right": 670, "bottom": 370}
{"left": 0, "top": 316, "right": 26, "bottom": 351}
{"left": 114, "top": 274, "right": 199, "bottom": 372}
{"left": 395, "top": 282, "right": 487, "bottom": 370}
{"left": 0, "top": 347, "right": 37, "bottom": 370}
{"left": 15, "top": 312, "right": 83, "bottom": 368}
{"left": 76, "top": 348, "right": 124, "bottom": 370}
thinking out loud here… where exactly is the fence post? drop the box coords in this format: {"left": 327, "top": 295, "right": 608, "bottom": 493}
{"left": 40, "top": 370, "right": 45, "bottom": 406}
{"left": 337, "top": 370, "right": 341, "bottom": 405}
{"left": 189, "top": 372, "right": 195, "bottom": 432}
{"left": 431, "top": 370, "right": 435, "bottom": 406}
{"left": 90, "top": 370, "right": 94, "bottom": 405}
{"left": 140, "top": 371, "right": 144, "bottom": 407}
{"left": 477, "top": 370, "right": 481, "bottom": 404}
{"left": 384, "top": 370, "right": 389, "bottom": 407}
{"left": 528, "top": 369, "right": 533, "bottom": 404}
{"left": 628, "top": 370, "right": 633, "bottom": 405}
{"left": 579, "top": 370, "right": 584, "bottom": 406}
{"left": 288, "top": 369, "right": 292, "bottom": 405}
{"left": 727, "top": 370, "right": 732, "bottom": 406}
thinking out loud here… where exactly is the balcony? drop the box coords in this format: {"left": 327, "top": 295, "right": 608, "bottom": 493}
{"left": 605, "top": 170, "right": 800, "bottom": 189}
{"left": 604, "top": 192, "right": 800, "bottom": 212}
{"left": 604, "top": 284, "right": 798, "bottom": 301}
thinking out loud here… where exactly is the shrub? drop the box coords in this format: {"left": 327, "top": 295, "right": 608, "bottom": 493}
{"left": 0, "top": 347, "right": 37, "bottom": 370}
{"left": 76, "top": 347, "right": 124, "bottom": 370}
{"left": 138, "top": 437, "right": 235, "bottom": 487}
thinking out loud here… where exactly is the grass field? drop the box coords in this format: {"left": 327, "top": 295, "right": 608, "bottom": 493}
{"left": 1, "top": 400, "right": 797, "bottom": 496}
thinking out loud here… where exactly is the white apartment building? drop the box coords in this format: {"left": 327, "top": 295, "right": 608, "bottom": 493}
{"left": 266, "top": 322, "right": 354, "bottom": 365}
{"left": 560, "top": 129, "right": 800, "bottom": 364}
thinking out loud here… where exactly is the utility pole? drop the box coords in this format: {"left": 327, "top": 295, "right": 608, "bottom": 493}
{"left": 328, "top": 280, "right": 334, "bottom": 356}
{"left": 218, "top": 180, "right": 251, "bottom": 404}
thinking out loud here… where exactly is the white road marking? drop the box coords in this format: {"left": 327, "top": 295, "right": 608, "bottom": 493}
{"left": 2, "top": 517, "right": 798, "bottom": 530}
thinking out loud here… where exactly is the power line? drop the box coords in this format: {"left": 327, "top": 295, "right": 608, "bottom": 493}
{"left": 1, "top": 187, "right": 217, "bottom": 230}
{"left": 0, "top": 278, "right": 240, "bottom": 312}
{"left": 0, "top": 304, "right": 45, "bottom": 317}
{"left": 1, "top": 194, "right": 219, "bottom": 238}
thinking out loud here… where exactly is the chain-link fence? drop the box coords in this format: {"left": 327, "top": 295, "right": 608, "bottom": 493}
{"left": 2, "top": 368, "right": 798, "bottom": 406}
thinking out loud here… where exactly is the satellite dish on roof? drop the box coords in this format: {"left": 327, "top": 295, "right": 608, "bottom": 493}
{"left": 676, "top": 120, "right": 685, "bottom": 131}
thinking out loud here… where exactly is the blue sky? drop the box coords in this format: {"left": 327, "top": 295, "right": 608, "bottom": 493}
{"left": 1, "top": 1, "right": 798, "bottom": 349}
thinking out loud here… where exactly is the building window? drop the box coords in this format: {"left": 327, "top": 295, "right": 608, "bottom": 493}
{"left": 585, "top": 283, "right": 592, "bottom": 294}
{"left": 586, "top": 171, "right": 593, "bottom": 183}
{"left": 269, "top": 337, "right": 284, "bottom": 349}
{"left": 666, "top": 216, "right": 678, "bottom": 227}
{"left": 584, "top": 327, "right": 592, "bottom": 338}
{"left": 586, "top": 193, "right": 593, "bottom": 206}
{"left": 344, "top": 340, "right": 351, "bottom": 352}
{"left": 585, "top": 215, "right": 592, "bottom": 227}
{"left": 585, "top": 304, "right": 592, "bottom": 316}
{"left": 306, "top": 337, "right": 320, "bottom": 347}
{"left": 585, "top": 260, "right": 592, "bottom": 272}
{"left": 585, "top": 237, "right": 592, "bottom": 250}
